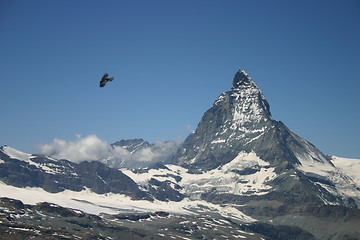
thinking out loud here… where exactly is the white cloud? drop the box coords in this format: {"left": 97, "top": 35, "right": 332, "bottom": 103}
{"left": 38, "top": 134, "right": 180, "bottom": 168}
{"left": 38, "top": 134, "right": 112, "bottom": 163}
{"left": 133, "top": 140, "right": 179, "bottom": 163}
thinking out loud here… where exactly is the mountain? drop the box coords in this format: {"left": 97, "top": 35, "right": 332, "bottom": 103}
{"left": 1, "top": 69, "right": 360, "bottom": 239}
{"left": 173, "top": 69, "right": 359, "bottom": 206}
{"left": 0, "top": 145, "right": 151, "bottom": 199}
{"left": 174, "top": 70, "right": 328, "bottom": 172}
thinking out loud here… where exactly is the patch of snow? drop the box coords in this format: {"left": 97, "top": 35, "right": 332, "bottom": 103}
{"left": 0, "top": 181, "right": 255, "bottom": 222}
{"left": 8, "top": 226, "right": 40, "bottom": 235}
{"left": 121, "top": 168, "right": 176, "bottom": 186}
{"left": 292, "top": 134, "right": 333, "bottom": 176}
{"left": 2, "top": 146, "right": 32, "bottom": 162}
{"left": 233, "top": 235, "right": 247, "bottom": 239}
{"left": 229, "top": 86, "right": 269, "bottom": 129}
{"left": 243, "top": 130, "right": 266, "bottom": 146}
{"left": 295, "top": 150, "right": 360, "bottom": 205}
{"left": 165, "top": 152, "right": 276, "bottom": 198}
{"left": 211, "top": 139, "right": 226, "bottom": 144}
{"left": 221, "top": 151, "right": 269, "bottom": 172}
{"left": 294, "top": 138, "right": 334, "bottom": 176}
{"left": 331, "top": 156, "right": 360, "bottom": 186}
{"left": 295, "top": 151, "right": 335, "bottom": 176}
{"left": 1, "top": 146, "right": 68, "bottom": 175}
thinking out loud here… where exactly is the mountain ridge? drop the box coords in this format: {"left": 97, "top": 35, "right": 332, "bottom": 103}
{"left": 1, "top": 69, "right": 359, "bottom": 239}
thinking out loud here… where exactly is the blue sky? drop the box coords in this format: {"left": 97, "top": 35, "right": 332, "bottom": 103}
{"left": 1, "top": 0, "right": 359, "bottom": 158}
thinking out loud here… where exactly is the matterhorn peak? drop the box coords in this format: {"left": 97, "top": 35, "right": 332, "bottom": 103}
{"left": 222, "top": 69, "right": 272, "bottom": 124}
{"left": 232, "top": 69, "right": 254, "bottom": 88}
{"left": 173, "top": 68, "right": 331, "bottom": 173}
{"left": 173, "top": 69, "right": 274, "bottom": 170}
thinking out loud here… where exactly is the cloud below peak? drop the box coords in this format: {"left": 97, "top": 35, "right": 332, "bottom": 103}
{"left": 38, "top": 134, "right": 180, "bottom": 168}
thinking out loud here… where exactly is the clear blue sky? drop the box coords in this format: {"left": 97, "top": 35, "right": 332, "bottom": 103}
{"left": 1, "top": 0, "right": 359, "bottom": 158}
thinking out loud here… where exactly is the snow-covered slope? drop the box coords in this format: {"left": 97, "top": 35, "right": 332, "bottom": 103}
{"left": 2, "top": 145, "right": 33, "bottom": 161}
{"left": 331, "top": 156, "right": 360, "bottom": 186}
{"left": 0, "top": 145, "right": 255, "bottom": 223}
{"left": 124, "top": 151, "right": 277, "bottom": 199}
{"left": 1, "top": 145, "right": 72, "bottom": 175}
{"left": 0, "top": 180, "right": 254, "bottom": 222}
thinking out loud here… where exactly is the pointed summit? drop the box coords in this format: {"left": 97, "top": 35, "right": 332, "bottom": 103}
{"left": 213, "top": 69, "right": 272, "bottom": 130}
{"left": 232, "top": 69, "right": 253, "bottom": 88}
{"left": 220, "top": 69, "right": 272, "bottom": 125}
{"left": 173, "top": 69, "right": 331, "bottom": 173}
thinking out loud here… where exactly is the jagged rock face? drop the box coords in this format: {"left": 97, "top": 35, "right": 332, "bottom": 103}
{"left": 0, "top": 146, "right": 151, "bottom": 200}
{"left": 173, "top": 69, "right": 329, "bottom": 173}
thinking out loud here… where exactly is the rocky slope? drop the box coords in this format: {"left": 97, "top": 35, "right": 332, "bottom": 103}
{"left": 0, "top": 145, "right": 150, "bottom": 199}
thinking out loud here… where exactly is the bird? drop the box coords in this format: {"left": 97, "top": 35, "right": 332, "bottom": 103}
{"left": 99, "top": 73, "right": 114, "bottom": 87}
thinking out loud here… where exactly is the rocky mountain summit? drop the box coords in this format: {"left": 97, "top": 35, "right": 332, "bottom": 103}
{"left": 174, "top": 69, "right": 328, "bottom": 173}
{"left": 1, "top": 69, "right": 360, "bottom": 239}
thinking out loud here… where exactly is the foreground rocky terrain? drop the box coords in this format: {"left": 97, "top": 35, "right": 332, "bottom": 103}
{"left": 0, "top": 197, "right": 317, "bottom": 240}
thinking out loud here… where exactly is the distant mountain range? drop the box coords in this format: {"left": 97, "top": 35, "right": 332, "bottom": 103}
{"left": 1, "top": 69, "right": 359, "bottom": 240}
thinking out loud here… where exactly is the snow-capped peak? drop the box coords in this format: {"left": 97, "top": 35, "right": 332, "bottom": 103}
{"left": 173, "top": 69, "right": 273, "bottom": 170}
{"left": 215, "top": 69, "right": 271, "bottom": 127}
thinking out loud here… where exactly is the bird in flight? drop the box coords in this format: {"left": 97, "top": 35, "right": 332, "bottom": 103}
{"left": 99, "top": 73, "right": 114, "bottom": 87}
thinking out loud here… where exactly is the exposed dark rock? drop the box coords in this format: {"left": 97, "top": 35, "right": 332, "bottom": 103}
{"left": 147, "top": 178, "right": 184, "bottom": 202}
{"left": 33, "top": 202, "right": 80, "bottom": 218}
{"left": 242, "top": 222, "right": 316, "bottom": 240}
{"left": 231, "top": 166, "right": 260, "bottom": 175}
